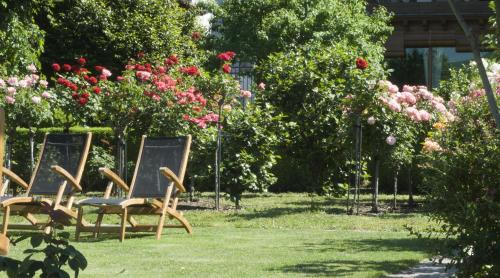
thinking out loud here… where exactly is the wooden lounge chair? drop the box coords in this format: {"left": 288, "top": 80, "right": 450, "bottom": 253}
{"left": 75, "top": 135, "right": 192, "bottom": 242}
{"left": 0, "top": 133, "right": 92, "bottom": 235}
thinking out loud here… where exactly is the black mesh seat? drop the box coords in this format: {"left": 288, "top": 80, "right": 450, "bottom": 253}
{"left": 30, "top": 134, "right": 87, "bottom": 195}
{"left": 75, "top": 135, "right": 192, "bottom": 242}
{"left": 0, "top": 133, "right": 92, "bottom": 236}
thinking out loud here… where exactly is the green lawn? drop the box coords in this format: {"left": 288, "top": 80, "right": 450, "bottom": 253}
{"left": 4, "top": 193, "right": 438, "bottom": 277}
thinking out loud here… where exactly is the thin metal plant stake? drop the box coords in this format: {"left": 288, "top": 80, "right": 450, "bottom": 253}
{"left": 354, "top": 115, "right": 362, "bottom": 215}
{"left": 215, "top": 100, "right": 223, "bottom": 210}
{"left": 29, "top": 127, "right": 36, "bottom": 173}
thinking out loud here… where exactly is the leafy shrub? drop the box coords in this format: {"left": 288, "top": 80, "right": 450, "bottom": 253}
{"left": 0, "top": 205, "right": 87, "bottom": 277}
{"left": 421, "top": 63, "right": 500, "bottom": 277}
{"left": 41, "top": 0, "right": 203, "bottom": 71}
{"left": 257, "top": 42, "right": 386, "bottom": 192}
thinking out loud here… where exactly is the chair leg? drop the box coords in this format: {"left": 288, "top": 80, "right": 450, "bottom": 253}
{"left": 166, "top": 208, "right": 193, "bottom": 234}
{"left": 155, "top": 211, "right": 167, "bottom": 240}
{"left": 94, "top": 212, "right": 104, "bottom": 238}
{"left": 119, "top": 208, "right": 127, "bottom": 242}
{"left": 2, "top": 206, "right": 10, "bottom": 235}
{"left": 75, "top": 207, "right": 83, "bottom": 241}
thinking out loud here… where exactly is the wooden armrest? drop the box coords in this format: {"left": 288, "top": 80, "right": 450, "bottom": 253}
{"left": 98, "top": 167, "right": 129, "bottom": 192}
{"left": 159, "top": 167, "right": 186, "bottom": 193}
{"left": 51, "top": 165, "right": 82, "bottom": 192}
{"left": 3, "top": 167, "right": 29, "bottom": 190}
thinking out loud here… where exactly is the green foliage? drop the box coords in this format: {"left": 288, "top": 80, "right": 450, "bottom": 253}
{"left": 422, "top": 64, "right": 500, "bottom": 277}
{"left": 211, "top": 0, "right": 392, "bottom": 62}
{"left": 42, "top": 0, "right": 204, "bottom": 71}
{"left": 0, "top": 1, "right": 49, "bottom": 76}
{"left": 218, "top": 102, "right": 284, "bottom": 206}
{"left": 257, "top": 41, "right": 387, "bottom": 192}
{"left": 0, "top": 205, "right": 87, "bottom": 277}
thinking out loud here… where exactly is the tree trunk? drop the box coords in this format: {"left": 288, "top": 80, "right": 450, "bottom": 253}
{"left": 495, "top": 0, "right": 500, "bottom": 50}
{"left": 372, "top": 157, "right": 380, "bottom": 213}
{"left": 448, "top": 0, "right": 500, "bottom": 130}
{"left": 393, "top": 167, "right": 399, "bottom": 210}
{"left": 408, "top": 166, "right": 414, "bottom": 210}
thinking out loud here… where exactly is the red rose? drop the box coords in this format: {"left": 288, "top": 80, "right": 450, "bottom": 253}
{"left": 94, "top": 66, "right": 104, "bottom": 72}
{"left": 191, "top": 32, "right": 202, "bottom": 41}
{"left": 92, "top": 87, "right": 101, "bottom": 94}
{"left": 83, "top": 75, "right": 90, "bottom": 81}
{"left": 356, "top": 58, "right": 368, "bottom": 70}
{"left": 217, "top": 51, "right": 236, "bottom": 61}
{"left": 165, "top": 55, "right": 179, "bottom": 66}
{"left": 77, "top": 57, "right": 86, "bottom": 65}
{"left": 52, "top": 63, "right": 61, "bottom": 72}
{"left": 135, "top": 64, "right": 146, "bottom": 71}
{"left": 88, "top": 77, "right": 98, "bottom": 85}
{"left": 72, "top": 93, "right": 79, "bottom": 100}
{"left": 156, "top": 66, "right": 166, "bottom": 74}
{"left": 69, "top": 83, "right": 78, "bottom": 91}
{"left": 78, "top": 97, "right": 89, "bottom": 106}
{"left": 222, "top": 64, "right": 231, "bottom": 74}
{"left": 82, "top": 92, "right": 90, "bottom": 99}
{"left": 63, "top": 64, "right": 72, "bottom": 71}
{"left": 99, "top": 74, "right": 107, "bottom": 80}
{"left": 57, "top": 77, "right": 66, "bottom": 85}
{"left": 117, "top": 76, "right": 124, "bottom": 82}
{"left": 180, "top": 66, "right": 200, "bottom": 76}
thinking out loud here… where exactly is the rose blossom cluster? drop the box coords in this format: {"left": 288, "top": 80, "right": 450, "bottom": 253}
{"left": 1, "top": 64, "right": 51, "bottom": 105}
{"left": 124, "top": 55, "right": 220, "bottom": 128}
{"left": 183, "top": 113, "right": 219, "bottom": 129}
{"left": 52, "top": 58, "right": 106, "bottom": 106}
{"left": 377, "top": 81, "right": 454, "bottom": 123}
{"left": 422, "top": 138, "right": 442, "bottom": 153}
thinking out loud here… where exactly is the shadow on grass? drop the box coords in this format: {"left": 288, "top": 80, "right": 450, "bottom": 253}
{"left": 271, "top": 237, "right": 437, "bottom": 276}
{"left": 273, "top": 259, "right": 419, "bottom": 277}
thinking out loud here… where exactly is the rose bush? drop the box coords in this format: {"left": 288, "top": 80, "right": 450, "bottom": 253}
{"left": 419, "top": 61, "right": 500, "bottom": 277}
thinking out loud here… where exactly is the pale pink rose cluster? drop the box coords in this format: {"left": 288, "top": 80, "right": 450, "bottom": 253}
{"left": 422, "top": 138, "right": 442, "bottom": 153}
{"left": 240, "top": 90, "right": 252, "bottom": 99}
{"left": 378, "top": 81, "right": 453, "bottom": 123}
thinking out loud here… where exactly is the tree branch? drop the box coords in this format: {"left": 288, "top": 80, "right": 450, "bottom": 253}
{"left": 448, "top": 0, "right": 500, "bottom": 130}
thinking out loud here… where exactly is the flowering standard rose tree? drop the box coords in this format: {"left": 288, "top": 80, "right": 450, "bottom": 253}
{"left": 195, "top": 51, "right": 241, "bottom": 209}
{"left": 364, "top": 80, "right": 454, "bottom": 211}
{"left": 99, "top": 53, "right": 217, "bottom": 180}
{"left": 50, "top": 58, "right": 105, "bottom": 131}
{"left": 0, "top": 64, "right": 52, "bottom": 171}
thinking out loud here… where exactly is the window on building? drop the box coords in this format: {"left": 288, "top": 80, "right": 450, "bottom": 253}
{"left": 388, "top": 47, "right": 491, "bottom": 89}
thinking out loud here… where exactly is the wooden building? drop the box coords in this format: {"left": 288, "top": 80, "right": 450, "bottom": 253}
{"left": 369, "top": 0, "right": 493, "bottom": 88}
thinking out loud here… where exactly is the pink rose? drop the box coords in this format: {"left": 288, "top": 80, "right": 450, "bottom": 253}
{"left": 388, "top": 99, "right": 402, "bottom": 112}
{"left": 102, "top": 68, "right": 112, "bottom": 77}
{"left": 31, "top": 96, "right": 41, "bottom": 104}
{"left": 240, "top": 90, "right": 252, "bottom": 98}
{"left": 388, "top": 84, "right": 399, "bottom": 94}
{"left": 42, "top": 91, "right": 51, "bottom": 98}
{"left": 386, "top": 135, "right": 396, "bottom": 146}
{"left": 7, "top": 77, "right": 18, "bottom": 86}
{"left": 257, "top": 82, "right": 266, "bottom": 90}
{"left": 27, "top": 64, "right": 37, "bottom": 73}
{"left": 419, "top": 110, "right": 431, "bottom": 122}
{"left": 39, "top": 80, "right": 48, "bottom": 88}
{"left": 6, "top": 87, "right": 16, "bottom": 95}
{"left": 5, "top": 96, "right": 15, "bottom": 104}
{"left": 367, "top": 116, "right": 376, "bottom": 125}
